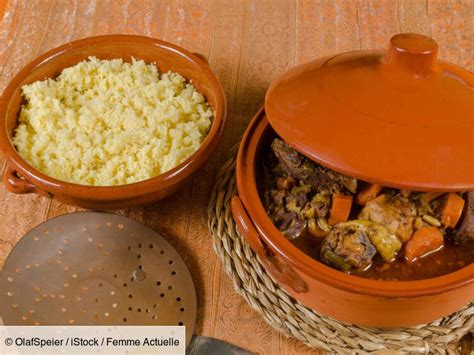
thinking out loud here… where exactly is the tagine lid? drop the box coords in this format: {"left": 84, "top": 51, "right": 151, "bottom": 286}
{"left": 265, "top": 33, "right": 474, "bottom": 191}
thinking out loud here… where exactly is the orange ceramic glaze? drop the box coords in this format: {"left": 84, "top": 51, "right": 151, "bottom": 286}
{"left": 265, "top": 33, "right": 474, "bottom": 191}
{"left": 0, "top": 35, "right": 226, "bottom": 210}
{"left": 233, "top": 107, "right": 474, "bottom": 328}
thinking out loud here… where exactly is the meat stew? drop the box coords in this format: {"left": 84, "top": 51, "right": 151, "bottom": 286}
{"left": 260, "top": 138, "right": 474, "bottom": 281}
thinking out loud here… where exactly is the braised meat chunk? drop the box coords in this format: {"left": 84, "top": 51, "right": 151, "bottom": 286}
{"left": 359, "top": 194, "right": 416, "bottom": 242}
{"left": 320, "top": 221, "right": 377, "bottom": 272}
{"left": 356, "top": 220, "right": 402, "bottom": 262}
{"left": 270, "top": 208, "right": 306, "bottom": 240}
{"left": 271, "top": 139, "right": 357, "bottom": 193}
{"left": 271, "top": 138, "right": 311, "bottom": 181}
{"left": 453, "top": 191, "right": 474, "bottom": 243}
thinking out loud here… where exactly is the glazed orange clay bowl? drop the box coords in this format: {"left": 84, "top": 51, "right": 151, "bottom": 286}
{"left": 0, "top": 35, "right": 226, "bottom": 210}
{"left": 231, "top": 108, "right": 474, "bottom": 328}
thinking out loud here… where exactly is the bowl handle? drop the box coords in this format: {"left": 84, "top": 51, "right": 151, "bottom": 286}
{"left": 3, "top": 165, "right": 51, "bottom": 197}
{"left": 231, "top": 196, "right": 308, "bottom": 293}
{"left": 192, "top": 52, "right": 209, "bottom": 65}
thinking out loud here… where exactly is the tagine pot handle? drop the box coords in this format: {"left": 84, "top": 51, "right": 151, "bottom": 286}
{"left": 3, "top": 165, "right": 51, "bottom": 198}
{"left": 231, "top": 196, "right": 308, "bottom": 293}
{"left": 4, "top": 165, "right": 37, "bottom": 194}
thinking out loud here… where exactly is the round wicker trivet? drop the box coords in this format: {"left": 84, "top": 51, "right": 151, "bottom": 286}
{"left": 207, "top": 143, "right": 473, "bottom": 354}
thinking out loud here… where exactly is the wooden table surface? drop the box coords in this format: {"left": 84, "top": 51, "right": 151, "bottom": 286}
{"left": 0, "top": 1, "right": 473, "bottom": 353}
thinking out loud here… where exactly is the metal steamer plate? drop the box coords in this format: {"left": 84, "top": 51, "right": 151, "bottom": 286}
{"left": 0, "top": 212, "right": 196, "bottom": 345}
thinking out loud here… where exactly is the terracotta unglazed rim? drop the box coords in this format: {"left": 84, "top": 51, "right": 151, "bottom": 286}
{"left": 236, "top": 107, "right": 474, "bottom": 298}
{"left": 0, "top": 35, "right": 226, "bottom": 201}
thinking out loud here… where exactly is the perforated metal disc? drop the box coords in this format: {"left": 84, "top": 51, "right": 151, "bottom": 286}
{"left": 0, "top": 212, "right": 196, "bottom": 345}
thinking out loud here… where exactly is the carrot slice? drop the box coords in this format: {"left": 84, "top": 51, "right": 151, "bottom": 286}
{"left": 355, "top": 183, "right": 382, "bottom": 206}
{"left": 420, "top": 192, "right": 444, "bottom": 203}
{"left": 404, "top": 226, "right": 444, "bottom": 262}
{"left": 441, "top": 193, "right": 465, "bottom": 229}
{"left": 328, "top": 194, "right": 353, "bottom": 225}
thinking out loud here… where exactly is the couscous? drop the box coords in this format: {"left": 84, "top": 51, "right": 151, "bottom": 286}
{"left": 13, "top": 57, "right": 213, "bottom": 186}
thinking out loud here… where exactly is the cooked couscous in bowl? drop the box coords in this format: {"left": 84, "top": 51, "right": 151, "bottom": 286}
{"left": 0, "top": 35, "right": 225, "bottom": 209}
{"left": 12, "top": 56, "right": 214, "bottom": 186}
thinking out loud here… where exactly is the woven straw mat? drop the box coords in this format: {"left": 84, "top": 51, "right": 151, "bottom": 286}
{"left": 207, "top": 143, "right": 473, "bottom": 354}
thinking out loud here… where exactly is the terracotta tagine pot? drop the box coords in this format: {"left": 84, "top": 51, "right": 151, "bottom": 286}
{"left": 231, "top": 33, "right": 474, "bottom": 327}
{"left": 0, "top": 35, "right": 226, "bottom": 210}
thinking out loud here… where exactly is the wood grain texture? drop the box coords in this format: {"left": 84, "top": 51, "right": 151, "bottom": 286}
{"left": 0, "top": 1, "right": 473, "bottom": 354}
